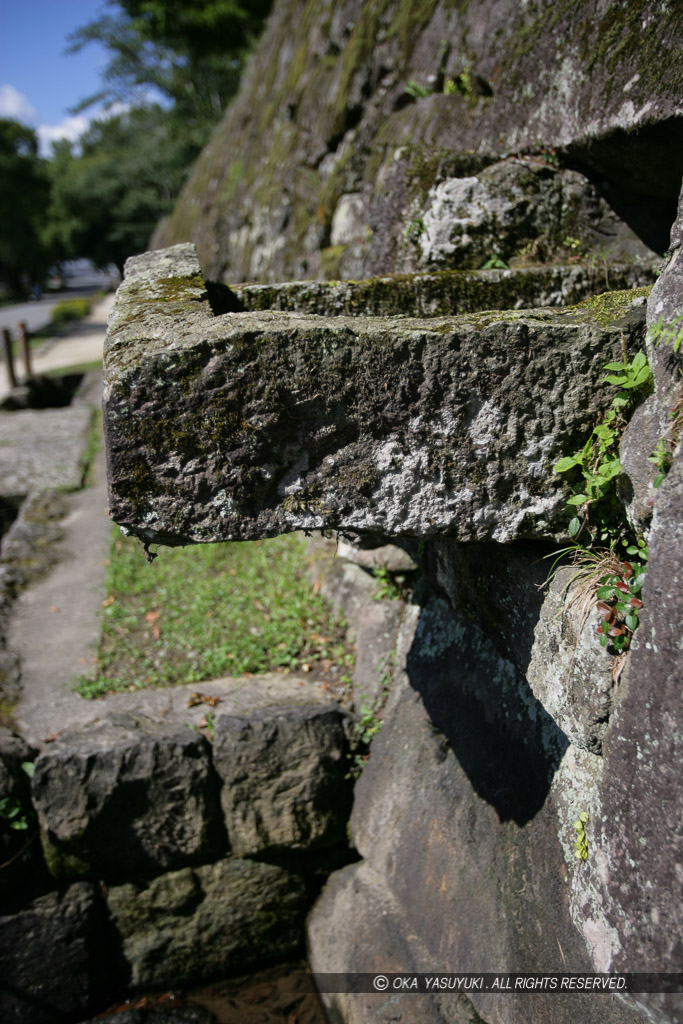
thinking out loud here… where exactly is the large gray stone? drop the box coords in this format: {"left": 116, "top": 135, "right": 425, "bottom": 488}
{"left": 212, "top": 704, "right": 352, "bottom": 856}
{"left": 308, "top": 861, "right": 483, "bottom": 1024}
{"left": 31, "top": 713, "right": 225, "bottom": 880}
{"left": 104, "top": 245, "right": 648, "bottom": 546}
{"left": 314, "top": 608, "right": 654, "bottom": 1024}
{"left": 526, "top": 566, "right": 618, "bottom": 754}
{"left": 417, "top": 159, "right": 656, "bottom": 270}
{"left": 591, "top": 450, "right": 683, "bottom": 1022}
{"left": 0, "top": 881, "right": 115, "bottom": 1024}
{"left": 107, "top": 857, "right": 307, "bottom": 989}
{"left": 646, "top": 179, "right": 683, "bottom": 411}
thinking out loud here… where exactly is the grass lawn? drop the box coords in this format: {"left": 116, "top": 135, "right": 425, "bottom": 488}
{"left": 79, "top": 528, "right": 353, "bottom": 698}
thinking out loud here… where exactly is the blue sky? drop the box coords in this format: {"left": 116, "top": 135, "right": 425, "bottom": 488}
{"left": 0, "top": 1, "right": 113, "bottom": 155}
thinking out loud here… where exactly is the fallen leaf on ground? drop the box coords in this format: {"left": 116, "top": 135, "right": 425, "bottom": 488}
{"left": 102, "top": 596, "right": 116, "bottom": 607}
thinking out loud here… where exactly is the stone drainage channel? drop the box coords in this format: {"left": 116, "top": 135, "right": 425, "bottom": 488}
{"left": 0, "top": 245, "right": 659, "bottom": 1024}
{"left": 0, "top": 373, "right": 409, "bottom": 1024}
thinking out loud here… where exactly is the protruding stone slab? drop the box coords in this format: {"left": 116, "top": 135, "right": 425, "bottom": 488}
{"left": 32, "top": 713, "right": 225, "bottom": 880}
{"left": 212, "top": 704, "right": 352, "bottom": 856}
{"left": 104, "top": 244, "right": 648, "bottom": 545}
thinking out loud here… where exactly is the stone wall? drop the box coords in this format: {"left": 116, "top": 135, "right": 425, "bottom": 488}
{"left": 154, "top": 0, "right": 683, "bottom": 285}
{"left": 101, "top": 2, "right": 683, "bottom": 1022}
{"left": 0, "top": 699, "right": 355, "bottom": 1023}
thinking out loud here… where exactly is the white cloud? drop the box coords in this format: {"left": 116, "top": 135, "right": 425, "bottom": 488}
{"left": 0, "top": 84, "right": 36, "bottom": 122}
{"left": 37, "top": 115, "right": 91, "bottom": 157}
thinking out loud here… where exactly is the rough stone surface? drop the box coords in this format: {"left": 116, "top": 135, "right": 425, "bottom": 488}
{"left": 646, "top": 179, "right": 683, "bottom": 411}
{"left": 230, "top": 263, "right": 655, "bottom": 317}
{"left": 308, "top": 862, "right": 483, "bottom": 1024}
{"left": 104, "top": 245, "right": 647, "bottom": 546}
{"left": 212, "top": 704, "right": 352, "bottom": 856}
{"left": 526, "top": 566, "right": 618, "bottom": 754}
{"left": 593, "top": 450, "right": 683, "bottom": 1020}
{"left": 0, "top": 882, "right": 115, "bottom": 1024}
{"left": 335, "top": 538, "right": 417, "bottom": 572}
{"left": 618, "top": 394, "right": 662, "bottom": 530}
{"left": 307, "top": 483, "right": 683, "bottom": 1024}
{"left": 31, "top": 713, "right": 225, "bottom": 880}
{"left": 154, "top": 0, "right": 683, "bottom": 285}
{"left": 107, "top": 857, "right": 307, "bottom": 989}
{"left": 417, "top": 159, "right": 656, "bottom": 270}
{"left": 311, "top": 599, "right": 655, "bottom": 1024}
{"left": 349, "top": 598, "right": 403, "bottom": 709}
{"left": 330, "top": 193, "right": 369, "bottom": 247}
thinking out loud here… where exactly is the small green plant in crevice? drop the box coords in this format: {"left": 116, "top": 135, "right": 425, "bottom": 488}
{"left": 371, "top": 566, "right": 406, "bottom": 601}
{"left": 595, "top": 550, "right": 647, "bottom": 653}
{"left": 481, "top": 253, "right": 508, "bottom": 270}
{"left": 649, "top": 390, "right": 683, "bottom": 488}
{"left": 201, "top": 710, "right": 216, "bottom": 741}
{"left": 649, "top": 436, "right": 672, "bottom": 488}
{"left": 402, "top": 216, "right": 425, "bottom": 244}
{"left": 573, "top": 810, "right": 589, "bottom": 862}
{"left": 554, "top": 348, "right": 652, "bottom": 545}
{"left": 404, "top": 79, "right": 430, "bottom": 99}
{"left": 648, "top": 311, "right": 683, "bottom": 355}
{"left": 0, "top": 762, "right": 35, "bottom": 832}
{"left": 550, "top": 346, "right": 654, "bottom": 659}
{"left": 0, "top": 796, "right": 29, "bottom": 831}
{"left": 540, "top": 147, "right": 560, "bottom": 167}
{"left": 443, "top": 67, "right": 473, "bottom": 97}
{"left": 346, "top": 653, "right": 394, "bottom": 779}
{"left": 645, "top": 312, "right": 683, "bottom": 488}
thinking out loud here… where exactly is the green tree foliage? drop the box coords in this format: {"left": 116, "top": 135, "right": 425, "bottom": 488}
{"left": 68, "top": 0, "right": 271, "bottom": 148}
{"left": 0, "top": 120, "right": 51, "bottom": 296}
{"left": 43, "top": 0, "right": 271, "bottom": 271}
{"left": 45, "top": 106, "right": 198, "bottom": 272}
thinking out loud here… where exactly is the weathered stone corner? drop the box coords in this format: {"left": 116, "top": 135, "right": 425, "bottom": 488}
{"left": 104, "top": 244, "right": 647, "bottom": 546}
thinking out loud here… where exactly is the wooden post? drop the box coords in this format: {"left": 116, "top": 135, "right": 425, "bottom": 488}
{"left": 18, "top": 321, "right": 32, "bottom": 378}
{"left": 1, "top": 328, "right": 17, "bottom": 389}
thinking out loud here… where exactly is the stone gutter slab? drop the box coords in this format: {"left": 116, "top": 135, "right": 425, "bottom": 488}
{"left": 228, "top": 263, "right": 656, "bottom": 318}
{"left": 103, "top": 243, "right": 648, "bottom": 545}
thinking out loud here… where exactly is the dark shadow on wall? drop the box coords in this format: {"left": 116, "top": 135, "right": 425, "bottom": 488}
{"left": 405, "top": 591, "right": 569, "bottom": 827}
{"left": 563, "top": 118, "right": 683, "bottom": 255}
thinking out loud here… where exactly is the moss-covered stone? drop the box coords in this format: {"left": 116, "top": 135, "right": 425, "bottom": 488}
{"left": 231, "top": 265, "right": 656, "bottom": 318}
{"left": 104, "top": 245, "right": 649, "bottom": 547}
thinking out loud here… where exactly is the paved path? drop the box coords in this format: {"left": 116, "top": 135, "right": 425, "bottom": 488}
{"left": 0, "top": 292, "right": 115, "bottom": 404}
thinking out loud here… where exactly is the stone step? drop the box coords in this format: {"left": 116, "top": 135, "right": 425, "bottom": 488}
{"left": 103, "top": 244, "right": 649, "bottom": 547}
{"left": 224, "top": 262, "right": 656, "bottom": 318}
